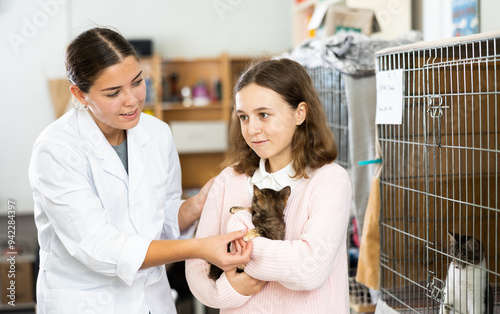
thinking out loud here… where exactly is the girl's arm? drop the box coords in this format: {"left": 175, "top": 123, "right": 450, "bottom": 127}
{"left": 185, "top": 171, "right": 257, "bottom": 309}
{"left": 178, "top": 177, "right": 215, "bottom": 231}
{"left": 225, "top": 267, "right": 266, "bottom": 296}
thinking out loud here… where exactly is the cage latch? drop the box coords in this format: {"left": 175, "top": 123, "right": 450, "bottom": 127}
{"left": 427, "top": 95, "right": 449, "bottom": 147}
{"left": 426, "top": 271, "right": 445, "bottom": 303}
{"left": 427, "top": 95, "right": 449, "bottom": 119}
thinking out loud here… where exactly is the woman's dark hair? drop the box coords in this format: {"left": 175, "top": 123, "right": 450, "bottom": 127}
{"left": 224, "top": 58, "right": 338, "bottom": 179}
{"left": 65, "top": 27, "right": 139, "bottom": 93}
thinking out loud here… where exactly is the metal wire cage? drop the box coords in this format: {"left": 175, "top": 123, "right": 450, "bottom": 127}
{"left": 306, "top": 66, "right": 370, "bottom": 310}
{"left": 375, "top": 33, "right": 500, "bottom": 312}
{"left": 306, "top": 65, "right": 379, "bottom": 312}
{"left": 306, "top": 67, "right": 350, "bottom": 169}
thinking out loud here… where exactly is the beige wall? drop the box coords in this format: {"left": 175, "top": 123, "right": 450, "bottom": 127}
{"left": 0, "top": 0, "right": 293, "bottom": 215}
{"left": 480, "top": 0, "right": 500, "bottom": 33}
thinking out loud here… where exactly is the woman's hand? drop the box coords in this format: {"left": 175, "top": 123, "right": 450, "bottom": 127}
{"left": 225, "top": 268, "right": 267, "bottom": 296}
{"left": 178, "top": 177, "right": 215, "bottom": 231}
{"left": 200, "top": 229, "right": 253, "bottom": 271}
{"left": 141, "top": 229, "right": 252, "bottom": 270}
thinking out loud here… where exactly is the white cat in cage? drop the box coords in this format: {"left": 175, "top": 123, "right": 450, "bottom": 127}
{"left": 439, "top": 233, "right": 493, "bottom": 314}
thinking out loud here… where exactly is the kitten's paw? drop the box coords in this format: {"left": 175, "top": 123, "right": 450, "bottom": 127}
{"left": 438, "top": 302, "right": 451, "bottom": 314}
{"left": 236, "top": 265, "right": 245, "bottom": 272}
{"left": 230, "top": 206, "right": 246, "bottom": 214}
{"left": 243, "top": 228, "right": 260, "bottom": 241}
{"left": 442, "top": 304, "right": 451, "bottom": 314}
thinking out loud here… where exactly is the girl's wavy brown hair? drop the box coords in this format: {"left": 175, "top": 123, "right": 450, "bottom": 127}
{"left": 223, "top": 58, "right": 337, "bottom": 179}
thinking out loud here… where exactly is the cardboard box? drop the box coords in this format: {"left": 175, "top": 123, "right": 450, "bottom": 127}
{"left": 324, "top": 6, "right": 380, "bottom": 36}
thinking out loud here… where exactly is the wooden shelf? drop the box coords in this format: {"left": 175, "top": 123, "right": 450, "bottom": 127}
{"left": 178, "top": 153, "right": 226, "bottom": 189}
{"left": 140, "top": 53, "right": 258, "bottom": 188}
{"left": 162, "top": 102, "right": 223, "bottom": 110}
{"left": 159, "top": 54, "right": 232, "bottom": 123}
{"left": 143, "top": 103, "right": 157, "bottom": 110}
{"left": 161, "top": 103, "right": 226, "bottom": 122}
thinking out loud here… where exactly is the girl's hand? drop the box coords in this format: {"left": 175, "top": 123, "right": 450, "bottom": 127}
{"left": 225, "top": 268, "right": 267, "bottom": 296}
{"left": 193, "top": 177, "right": 215, "bottom": 212}
{"left": 178, "top": 177, "right": 215, "bottom": 231}
{"left": 201, "top": 229, "right": 253, "bottom": 271}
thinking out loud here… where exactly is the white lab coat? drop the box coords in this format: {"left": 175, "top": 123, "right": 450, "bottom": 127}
{"left": 29, "top": 109, "right": 191, "bottom": 314}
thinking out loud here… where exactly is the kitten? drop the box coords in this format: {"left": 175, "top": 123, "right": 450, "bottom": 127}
{"left": 208, "top": 185, "right": 291, "bottom": 280}
{"left": 439, "top": 232, "right": 493, "bottom": 314}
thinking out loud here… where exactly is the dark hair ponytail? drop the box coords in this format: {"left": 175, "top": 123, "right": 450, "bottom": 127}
{"left": 65, "top": 27, "right": 138, "bottom": 93}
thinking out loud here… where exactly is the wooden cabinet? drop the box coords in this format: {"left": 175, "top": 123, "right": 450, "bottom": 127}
{"left": 158, "top": 54, "right": 253, "bottom": 123}
{"left": 140, "top": 54, "right": 254, "bottom": 189}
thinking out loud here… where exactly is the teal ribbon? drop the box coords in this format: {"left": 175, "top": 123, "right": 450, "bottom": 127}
{"left": 358, "top": 158, "right": 382, "bottom": 166}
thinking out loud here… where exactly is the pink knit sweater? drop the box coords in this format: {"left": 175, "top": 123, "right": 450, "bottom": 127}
{"left": 185, "top": 163, "right": 352, "bottom": 313}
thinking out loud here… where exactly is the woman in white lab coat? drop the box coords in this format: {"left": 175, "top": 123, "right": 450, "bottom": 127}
{"left": 28, "top": 27, "right": 252, "bottom": 314}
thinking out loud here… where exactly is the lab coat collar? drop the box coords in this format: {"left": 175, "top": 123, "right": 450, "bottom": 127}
{"left": 76, "top": 109, "right": 151, "bottom": 191}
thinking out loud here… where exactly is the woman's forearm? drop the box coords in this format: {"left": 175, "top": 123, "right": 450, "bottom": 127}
{"left": 140, "top": 230, "right": 252, "bottom": 271}
{"left": 140, "top": 238, "right": 201, "bottom": 269}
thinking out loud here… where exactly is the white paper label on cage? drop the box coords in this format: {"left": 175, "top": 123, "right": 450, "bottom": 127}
{"left": 375, "top": 69, "right": 404, "bottom": 125}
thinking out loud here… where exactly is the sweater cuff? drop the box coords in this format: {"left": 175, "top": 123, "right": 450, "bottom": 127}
{"left": 226, "top": 210, "right": 254, "bottom": 234}
{"left": 116, "top": 234, "right": 152, "bottom": 286}
{"left": 218, "top": 272, "right": 252, "bottom": 307}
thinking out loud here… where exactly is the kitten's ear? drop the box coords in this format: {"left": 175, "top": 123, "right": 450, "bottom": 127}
{"left": 448, "top": 232, "right": 456, "bottom": 244}
{"left": 253, "top": 185, "right": 262, "bottom": 196}
{"left": 280, "top": 186, "right": 291, "bottom": 199}
{"left": 466, "top": 238, "right": 479, "bottom": 252}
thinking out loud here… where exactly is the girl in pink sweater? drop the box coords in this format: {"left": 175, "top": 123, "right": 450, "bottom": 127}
{"left": 186, "top": 58, "right": 352, "bottom": 313}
